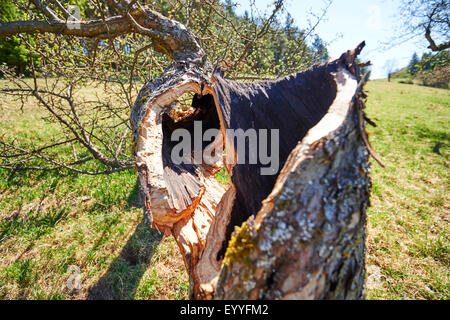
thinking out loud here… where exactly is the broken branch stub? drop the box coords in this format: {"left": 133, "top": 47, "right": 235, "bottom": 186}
{"left": 131, "top": 42, "right": 375, "bottom": 299}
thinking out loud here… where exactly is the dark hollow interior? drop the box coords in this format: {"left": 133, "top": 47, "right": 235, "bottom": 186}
{"left": 161, "top": 93, "right": 221, "bottom": 211}
{"left": 159, "top": 62, "right": 340, "bottom": 259}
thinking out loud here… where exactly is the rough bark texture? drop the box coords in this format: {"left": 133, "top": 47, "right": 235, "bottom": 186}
{"left": 131, "top": 41, "right": 375, "bottom": 300}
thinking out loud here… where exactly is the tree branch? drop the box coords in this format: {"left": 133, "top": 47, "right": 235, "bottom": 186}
{"left": 423, "top": 3, "right": 449, "bottom": 52}
{"left": 425, "top": 25, "right": 450, "bottom": 51}
{"left": 48, "top": 0, "right": 71, "bottom": 19}
{"left": 0, "top": 6, "right": 205, "bottom": 63}
{"left": 0, "top": 16, "right": 131, "bottom": 39}
{"left": 31, "top": 0, "right": 61, "bottom": 21}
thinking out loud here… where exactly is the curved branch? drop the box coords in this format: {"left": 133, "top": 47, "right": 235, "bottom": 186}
{"left": 31, "top": 0, "right": 60, "bottom": 20}
{"left": 0, "top": 6, "right": 205, "bottom": 64}
{"left": 423, "top": 4, "right": 450, "bottom": 52}
{"left": 0, "top": 16, "right": 131, "bottom": 39}
{"left": 425, "top": 25, "right": 450, "bottom": 51}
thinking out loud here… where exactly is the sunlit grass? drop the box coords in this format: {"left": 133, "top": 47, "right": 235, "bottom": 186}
{"left": 0, "top": 79, "right": 188, "bottom": 300}
{"left": 364, "top": 80, "right": 449, "bottom": 300}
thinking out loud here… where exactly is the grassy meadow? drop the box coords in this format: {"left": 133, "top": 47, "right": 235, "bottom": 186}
{"left": 364, "top": 80, "right": 449, "bottom": 299}
{"left": 0, "top": 79, "right": 448, "bottom": 300}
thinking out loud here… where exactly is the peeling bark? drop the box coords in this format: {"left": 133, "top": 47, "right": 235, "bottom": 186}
{"left": 131, "top": 42, "right": 375, "bottom": 300}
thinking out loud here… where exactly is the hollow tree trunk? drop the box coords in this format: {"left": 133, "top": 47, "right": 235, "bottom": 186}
{"left": 131, "top": 42, "right": 378, "bottom": 300}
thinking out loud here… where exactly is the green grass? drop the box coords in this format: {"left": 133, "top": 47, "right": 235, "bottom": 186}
{"left": 0, "top": 79, "right": 448, "bottom": 300}
{"left": 0, "top": 79, "right": 189, "bottom": 300}
{"left": 0, "top": 165, "right": 189, "bottom": 299}
{"left": 215, "top": 167, "right": 230, "bottom": 185}
{"left": 364, "top": 80, "right": 449, "bottom": 300}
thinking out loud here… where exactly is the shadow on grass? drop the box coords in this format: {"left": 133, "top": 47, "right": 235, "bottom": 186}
{"left": 415, "top": 126, "right": 450, "bottom": 144}
{"left": 1, "top": 168, "right": 161, "bottom": 299}
{"left": 87, "top": 220, "right": 163, "bottom": 300}
{"left": 1, "top": 164, "right": 77, "bottom": 189}
{"left": 126, "top": 180, "right": 142, "bottom": 209}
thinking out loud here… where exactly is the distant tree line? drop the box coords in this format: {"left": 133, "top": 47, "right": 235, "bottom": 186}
{"left": 408, "top": 50, "right": 449, "bottom": 76}
{"left": 405, "top": 50, "right": 449, "bottom": 88}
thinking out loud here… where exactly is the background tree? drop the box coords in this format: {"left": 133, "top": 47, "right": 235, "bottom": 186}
{"left": 408, "top": 52, "right": 420, "bottom": 75}
{"left": 384, "top": 58, "right": 397, "bottom": 82}
{"left": 311, "top": 34, "right": 329, "bottom": 62}
{"left": 0, "top": 0, "right": 39, "bottom": 75}
{"left": 416, "top": 49, "right": 450, "bottom": 88}
{"left": 396, "top": 0, "right": 449, "bottom": 52}
{"left": 418, "top": 49, "right": 450, "bottom": 71}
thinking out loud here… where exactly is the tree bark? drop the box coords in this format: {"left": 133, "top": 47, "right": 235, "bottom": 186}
{"left": 131, "top": 42, "right": 377, "bottom": 300}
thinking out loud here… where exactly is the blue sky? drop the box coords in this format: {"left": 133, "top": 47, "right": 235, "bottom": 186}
{"left": 234, "top": 0, "right": 431, "bottom": 79}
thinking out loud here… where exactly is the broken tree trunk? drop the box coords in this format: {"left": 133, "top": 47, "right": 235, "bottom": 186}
{"left": 131, "top": 42, "right": 378, "bottom": 300}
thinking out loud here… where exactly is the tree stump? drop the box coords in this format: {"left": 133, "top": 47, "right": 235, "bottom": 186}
{"left": 131, "top": 42, "right": 377, "bottom": 300}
